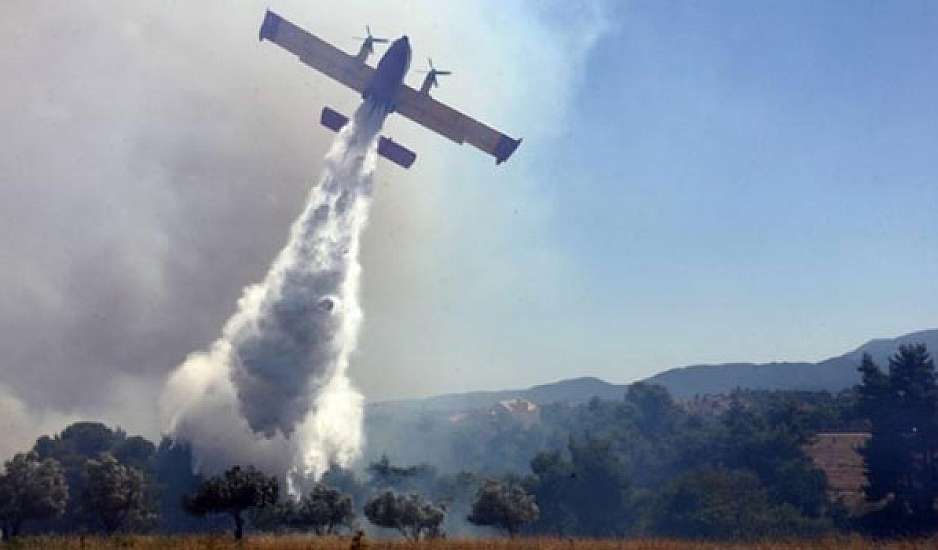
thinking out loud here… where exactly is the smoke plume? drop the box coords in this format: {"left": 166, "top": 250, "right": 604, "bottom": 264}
{"left": 160, "top": 101, "right": 387, "bottom": 484}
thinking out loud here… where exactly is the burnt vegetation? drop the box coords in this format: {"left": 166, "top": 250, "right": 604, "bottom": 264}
{"left": 1, "top": 344, "right": 937, "bottom": 541}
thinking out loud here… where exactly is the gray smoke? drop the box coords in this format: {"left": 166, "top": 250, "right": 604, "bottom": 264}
{"left": 161, "top": 101, "right": 387, "bottom": 482}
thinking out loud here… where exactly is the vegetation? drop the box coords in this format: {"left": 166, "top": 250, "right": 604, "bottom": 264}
{"left": 0, "top": 452, "right": 68, "bottom": 541}
{"left": 363, "top": 491, "right": 445, "bottom": 540}
{"left": 30, "top": 422, "right": 189, "bottom": 533}
{"left": 1, "top": 343, "right": 936, "bottom": 542}
{"left": 183, "top": 465, "right": 278, "bottom": 540}
{"left": 80, "top": 454, "right": 156, "bottom": 534}
{"left": 468, "top": 479, "right": 539, "bottom": 536}
{"left": 855, "top": 344, "right": 938, "bottom": 534}
{"left": 526, "top": 437, "right": 633, "bottom": 536}
{"left": 286, "top": 483, "right": 356, "bottom": 534}
{"left": 647, "top": 467, "right": 827, "bottom": 540}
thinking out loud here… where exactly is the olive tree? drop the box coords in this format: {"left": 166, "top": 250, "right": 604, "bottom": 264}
{"left": 468, "top": 479, "right": 539, "bottom": 537}
{"left": 364, "top": 491, "right": 444, "bottom": 541}
{"left": 184, "top": 465, "right": 278, "bottom": 540}
{"left": 292, "top": 483, "right": 355, "bottom": 534}
{"left": 0, "top": 452, "right": 68, "bottom": 540}
{"left": 80, "top": 453, "right": 157, "bottom": 534}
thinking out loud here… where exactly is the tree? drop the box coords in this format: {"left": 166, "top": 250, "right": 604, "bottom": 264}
{"left": 244, "top": 485, "right": 354, "bottom": 536}
{"left": 184, "top": 465, "right": 279, "bottom": 540}
{"left": 856, "top": 345, "right": 938, "bottom": 530}
{"left": 527, "top": 436, "right": 633, "bottom": 536}
{"left": 38, "top": 423, "right": 119, "bottom": 459}
{"left": 363, "top": 491, "right": 445, "bottom": 541}
{"left": 710, "top": 393, "right": 831, "bottom": 520}
{"left": 367, "top": 455, "right": 436, "bottom": 492}
{"left": 291, "top": 483, "right": 355, "bottom": 534}
{"left": 625, "top": 383, "right": 682, "bottom": 437}
{"left": 468, "top": 479, "right": 538, "bottom": 537}
{"left": 246, "top": 499, "right": 296, "bottom": 533}
{"left": 151, "top": 438, "right": 205, "bottom": 533}
{"left": 32, "top": 422, "right": 157, "bottom": 533}
{"left": 526, "top": 450, "right": 577, "bottom": 535}
{"left": 0, "top": 453, "right": 68, "bottom": 540}
{"left": 80, "top": 453, "right": 157, "bottom": 534}
{"left": 646, "top": 467, "right": 827, "bottom": 540}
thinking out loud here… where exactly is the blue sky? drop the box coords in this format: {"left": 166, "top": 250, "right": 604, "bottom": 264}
{"left": 347, "top": 0, "right": 938, "bottom": 399}
{"left": 500, "top": 1, "right": 938, "bottom": 378}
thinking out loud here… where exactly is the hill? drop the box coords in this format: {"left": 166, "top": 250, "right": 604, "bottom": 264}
{"left": 371, "top": 329, "right": 938, "bottom": 412}
{"left": 372, "top": 376, "right": 628, "bottom": 414}
{"left": 645, "top": 328, "right": 938, "bottom": 397}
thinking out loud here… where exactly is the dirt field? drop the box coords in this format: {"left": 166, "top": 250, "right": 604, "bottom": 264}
{"left": 8, "top": 535, "right": 938, "bottom": 550}
{"left": 804, "top": 432, "right": 871, "bottom": 511}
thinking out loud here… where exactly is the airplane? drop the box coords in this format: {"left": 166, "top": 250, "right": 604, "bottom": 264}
{"left": 418, "top": 58, "right": 452, "bottom": 94}
{"left": 353, "top": 26, "right": 387, "bottom": 62}
{"left": 258, "top": 10, "right": 522, "bottom": 169}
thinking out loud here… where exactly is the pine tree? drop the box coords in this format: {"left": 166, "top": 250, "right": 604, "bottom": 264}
{"left": 856, "top": 344, "right": 938, "bottom": 528}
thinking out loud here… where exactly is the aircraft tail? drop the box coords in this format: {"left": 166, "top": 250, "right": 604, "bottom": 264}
{"left": 321, "top": 107, "right": 416, "bottom": 169}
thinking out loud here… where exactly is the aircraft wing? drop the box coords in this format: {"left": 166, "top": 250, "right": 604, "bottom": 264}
{"left": 394, "top": 85, "right": 522, "bottom": 164}
{"left": 259, "top": 11, "right": 374, "bottom": 94}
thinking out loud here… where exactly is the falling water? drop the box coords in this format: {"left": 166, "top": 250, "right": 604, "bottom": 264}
{"left": 160, "top": 101, "right": 388, "bottom": 487}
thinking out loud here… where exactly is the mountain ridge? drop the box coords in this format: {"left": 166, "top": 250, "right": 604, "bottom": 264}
{"left": 646, "top": 328, "right": 938, "bottom": 397}
{"left": 369, "top": 329, "right": 938, "bottom": 411}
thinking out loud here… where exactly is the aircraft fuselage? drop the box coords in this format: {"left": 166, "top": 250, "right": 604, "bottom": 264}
{"left": 363, "top": 36, "right": 411, "bottom": 112}
{"left": 258, "top": 9, "right": 522, "bottom": 166}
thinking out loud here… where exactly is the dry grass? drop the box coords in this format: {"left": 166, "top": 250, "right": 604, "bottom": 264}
{"left": 8, "top": 535, "right": 938, "bottom": 550}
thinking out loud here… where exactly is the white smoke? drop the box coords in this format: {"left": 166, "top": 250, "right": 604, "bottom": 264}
{"left": 160, "top": 101, "right": 387, "bottom": 486}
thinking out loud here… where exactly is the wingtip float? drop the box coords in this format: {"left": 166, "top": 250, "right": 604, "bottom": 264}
{"left": 259, "top": 10, "right": 521, "bottom": 169}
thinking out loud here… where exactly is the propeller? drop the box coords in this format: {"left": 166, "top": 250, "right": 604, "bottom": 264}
{"left": 418, "top": 58, "right": 453, "bottom": 88}
{"left": 353, "top": 25, "right": 389, "bottom": 55}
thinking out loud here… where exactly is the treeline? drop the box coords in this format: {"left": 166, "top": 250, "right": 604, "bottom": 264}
{"left": 1, "top": 344, "right": 936, "bottom": 541}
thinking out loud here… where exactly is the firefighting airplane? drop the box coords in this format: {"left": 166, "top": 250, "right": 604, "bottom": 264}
{"left": 259, "top": 10, "right": 522, "bottom": 169}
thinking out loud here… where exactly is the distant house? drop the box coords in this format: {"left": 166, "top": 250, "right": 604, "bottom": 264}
{"left": 445, "top": 398, "right": 540, "bottom": 429}
{"left": 490, "top": 398, "right": 540, "bottom": 429}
